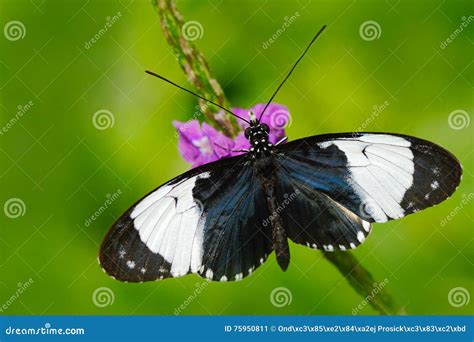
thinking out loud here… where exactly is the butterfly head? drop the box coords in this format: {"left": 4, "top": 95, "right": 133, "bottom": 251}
{"left": 245, "top": 111, "right": 271, "bottom": 157}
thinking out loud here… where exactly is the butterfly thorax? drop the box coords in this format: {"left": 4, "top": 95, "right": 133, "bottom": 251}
{"left": 245, "top": 122, "right": 273, "bottom": 159}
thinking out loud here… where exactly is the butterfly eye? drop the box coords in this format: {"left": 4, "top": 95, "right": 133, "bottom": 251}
{"left": 244, "top": 127, "right": 251, "bottom": 139}
{"left": 261, "top": 123, "right": 269, "bottom": 133}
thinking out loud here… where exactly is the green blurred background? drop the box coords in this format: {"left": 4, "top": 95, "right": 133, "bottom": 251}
{"left": 0, "top": 0, "right": 472, "bottom": 315}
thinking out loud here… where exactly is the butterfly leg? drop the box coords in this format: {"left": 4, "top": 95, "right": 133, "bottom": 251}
{"left": 213, "top": 142, "right": 249, "bottom": 153}
{"left": 275, "top": 136, "right": 288, "bottom": 146}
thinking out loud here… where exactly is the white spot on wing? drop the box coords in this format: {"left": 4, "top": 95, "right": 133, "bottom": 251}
{"left": 362, "top": 221, "right": 371, "bottom": 232}
{"left": 357, "top": 231, "right": 365, "bottom": 243}
{"left": 205, "top": 269, "right": 213, "bottom": 280}
{"left": 126, "top": 260, "right": 136, "bottom": 269}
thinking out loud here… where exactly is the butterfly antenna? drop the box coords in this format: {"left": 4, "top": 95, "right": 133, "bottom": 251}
{"left": 258, "top": 25, "right": 327, "bottom": 121}
{"left": 145, "top": 70, "right": 250, "bottom": 124}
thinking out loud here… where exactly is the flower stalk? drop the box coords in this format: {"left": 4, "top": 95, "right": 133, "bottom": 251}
{"left": 152, "top": 0, "right": 403, "bottom": 315}
{"left": 152, "top": 0, "right": 238, "bottom": 137}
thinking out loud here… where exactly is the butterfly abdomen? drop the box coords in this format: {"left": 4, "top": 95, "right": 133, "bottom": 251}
{"left": 266, "top": 189, "right": 290, "bottom": 270}
{"left": 271, "top": 214, "right": 290, "bottom": 271}
{"left": 258, "top": 161, "right": 291, "bottom": 271}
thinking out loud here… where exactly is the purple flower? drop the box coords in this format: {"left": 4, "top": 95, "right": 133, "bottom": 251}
{"left": 173, "top": 120, "right": 234, "bottom": 168}
{"left": 173, "top": 103, "right": 291, "bottom": 167}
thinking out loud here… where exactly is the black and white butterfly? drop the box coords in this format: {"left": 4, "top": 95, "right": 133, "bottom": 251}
{"left": 99, "top": 26, "right": 462, "bottom": 282}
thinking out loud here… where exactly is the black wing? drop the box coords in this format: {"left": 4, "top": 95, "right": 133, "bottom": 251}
{"left": 272, "top": 132, "right": 462, "bottom": 250}
{"left": 99, "top": 154, "right": 273, "bottom": 282}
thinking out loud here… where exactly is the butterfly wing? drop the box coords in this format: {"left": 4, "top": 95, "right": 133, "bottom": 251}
{"left": 272, "top": 132, "right": 462, "bottom": 250}
{"left": 99, "top": 154, "right": 273, "bottom": 282}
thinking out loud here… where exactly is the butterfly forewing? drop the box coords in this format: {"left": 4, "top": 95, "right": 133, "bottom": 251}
{"left": 274, "top": 132, "right": 462, "bottom": 224}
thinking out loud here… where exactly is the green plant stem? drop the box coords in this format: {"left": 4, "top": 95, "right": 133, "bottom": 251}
{"left": 152, "top": 0, "right": 238, "bottom": 137}
{"left": 324, "top": 251, "right": 404, "bottom": 315}
{"left": 153, "top": 0, "right": 403, "bottom": 315}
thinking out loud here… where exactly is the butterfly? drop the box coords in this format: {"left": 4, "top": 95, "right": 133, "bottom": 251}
{"left": 99, "top": 26, "right": 462, "bottom": 282}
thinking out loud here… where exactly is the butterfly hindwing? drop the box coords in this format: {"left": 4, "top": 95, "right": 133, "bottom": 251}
{"left": 272, "top": 166, "right": 371, "bottom": 251}
{"left": 275, "top": 132, "right": 462, "bottom": 225}
{"left": 99, "top": 154, "right": 272, "bottom": 282}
